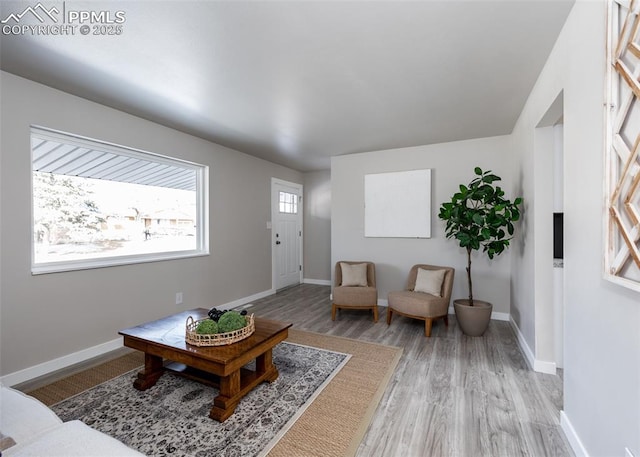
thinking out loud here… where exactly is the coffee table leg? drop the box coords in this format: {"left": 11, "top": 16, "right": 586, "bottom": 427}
{"left": 210, "top": 370, "right": 241, "bottom": 422}
{"left": 208, "top": 348, "right": 281, "bottom": 422}
{"left": 256, "top": 348, "right": 279, "bottom": 382}
{"left": 134, "top": 353, "right": 164, "bottom": 390}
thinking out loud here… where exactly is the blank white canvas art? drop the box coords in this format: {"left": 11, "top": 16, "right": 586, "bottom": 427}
{"left": 364, "top": 169, "right": 431, "bottom": 238}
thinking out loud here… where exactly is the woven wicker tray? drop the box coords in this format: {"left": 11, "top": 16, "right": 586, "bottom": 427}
{"left": 185, "top": 314, "right": 255, "bottom": 347}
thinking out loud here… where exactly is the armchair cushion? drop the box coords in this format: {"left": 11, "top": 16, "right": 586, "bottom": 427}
{"left": 333, "top": 285, "right": 377, "bottom": 306}
{"left": 387, "top": 290, "right": 448, "bottom": 317}
{"left": 340, "top": 262, "right": 368, "bottom": 286}
{"left": 414, "top": 268, "right": 446, "bottom": 296}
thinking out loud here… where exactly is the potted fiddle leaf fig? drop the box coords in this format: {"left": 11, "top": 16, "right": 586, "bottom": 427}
{"left": 438, "top": 167, "right": 523, "bottom": 336}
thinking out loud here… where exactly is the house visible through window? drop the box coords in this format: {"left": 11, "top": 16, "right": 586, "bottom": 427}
{"left": 31, "top": 126, "right": 208, "bottom": 274}
{"left": 279, "top": 191, "right": 298, "bottom": 214}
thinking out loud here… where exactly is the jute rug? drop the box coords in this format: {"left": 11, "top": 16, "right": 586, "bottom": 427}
{"left": 27, "top": 330, "right": 402, "bottom": 457}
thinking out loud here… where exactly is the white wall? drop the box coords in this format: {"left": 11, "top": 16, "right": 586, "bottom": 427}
{"left": 511, "top": 1, "right": 640, "bottom": 455}
{"left": 303, "top": 170, "right": 331, "bottom": 283}
{"left": 331, "top": 136, "right": 515, "bottom": 314}
{"left": 0, "top": 72, "right": 304, "bottom": 380}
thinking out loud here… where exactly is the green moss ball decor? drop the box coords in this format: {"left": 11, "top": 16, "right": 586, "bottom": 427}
{"left": 196, "top": 319, "right": 219, "bottom": 334}
{"left": 217, "top": 311, "right": 247, "bottom": 333}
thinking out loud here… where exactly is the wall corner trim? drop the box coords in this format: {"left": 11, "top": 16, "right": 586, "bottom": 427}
{"left": 561, "top": 411, "right": 590, "bottom": 457}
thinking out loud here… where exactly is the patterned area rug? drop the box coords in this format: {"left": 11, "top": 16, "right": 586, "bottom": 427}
{"left": 52, "top": 342, "right": 349, "bottom": 457}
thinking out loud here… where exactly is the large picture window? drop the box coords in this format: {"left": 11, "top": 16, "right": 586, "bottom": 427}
{"left": 31, "top": 126, "right": 208, "bottom": 274}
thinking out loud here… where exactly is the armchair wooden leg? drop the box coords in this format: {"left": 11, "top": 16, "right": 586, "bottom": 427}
{"left": 425, "top": 318, "right": 433, "bottom": 337}
{"left": 331, "top": 303, "right": 337, "bottom": 321}
{"left": 372, "top": 306, "right": 379, "bottom": 323}
{"left": 386, "top": 307, "right": 392, "bottom": 325}
{"left": 444, "top": 315, "right": 449, "bottom": 327}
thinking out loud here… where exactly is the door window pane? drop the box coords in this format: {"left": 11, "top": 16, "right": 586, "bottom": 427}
{"left": 279, "top": 191, "right": 298, "bottom": 214}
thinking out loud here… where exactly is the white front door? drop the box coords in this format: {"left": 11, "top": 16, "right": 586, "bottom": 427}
{"left": 272, "top": 179, "right": 303, "bottom": 290}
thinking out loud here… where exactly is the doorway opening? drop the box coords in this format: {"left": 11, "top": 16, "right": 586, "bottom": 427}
{"left": 534, "top": 91, "right": 565, "bottom": 372}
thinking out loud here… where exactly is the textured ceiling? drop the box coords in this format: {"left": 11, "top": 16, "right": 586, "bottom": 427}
{"left": 0, "top": 1, "right": 574, "bottom": 171}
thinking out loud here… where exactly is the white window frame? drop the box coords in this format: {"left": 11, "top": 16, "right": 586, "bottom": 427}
{"left": 30, "top": 126, "right": 209, "bottom": 274}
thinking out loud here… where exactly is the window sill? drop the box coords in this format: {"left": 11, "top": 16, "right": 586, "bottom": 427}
{"left": 32, "top": 250, "right": 209, "bottom": 275}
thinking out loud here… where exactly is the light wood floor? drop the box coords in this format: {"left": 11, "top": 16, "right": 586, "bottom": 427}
{"left": 245, "top": 284, "right": 573, "bottom": 457}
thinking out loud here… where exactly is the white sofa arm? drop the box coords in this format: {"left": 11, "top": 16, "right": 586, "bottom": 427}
{"left": 0, "top": 385, "right": 62, "bottom": 445}
{"left": 1, "top": 385, "right": 144, "bottom": 456}
{"left": 4, "top": 420, "right": 145, "bottom": 457}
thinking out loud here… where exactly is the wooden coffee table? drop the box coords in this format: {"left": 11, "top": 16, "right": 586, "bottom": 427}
{"left": 118, "top": 308, "right": 292, "bottom": 422}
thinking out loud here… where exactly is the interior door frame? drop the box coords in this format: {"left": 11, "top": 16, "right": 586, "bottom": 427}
{"left": 271, "top": 178, "right": 304, "bottom": 291}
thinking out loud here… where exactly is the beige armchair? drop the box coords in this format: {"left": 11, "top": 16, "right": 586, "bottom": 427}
{"left": 331, "top": 261, "right": 378, "bottom": 322}
{"left": 387, "top": 264, "right": 455, "bottom": 337}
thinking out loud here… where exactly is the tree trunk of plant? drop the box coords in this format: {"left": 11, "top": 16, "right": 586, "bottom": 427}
{"left": 466, "top": 246, "right": 474, "bottom": 306}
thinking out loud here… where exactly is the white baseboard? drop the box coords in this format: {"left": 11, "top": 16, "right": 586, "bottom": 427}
{"left": 2, "top": 290, "right": 559, "bottom": 387}
{"left": 491, "top": 311, "right": 510, "bottom": 321}
{"left": 218, "top": 288, "right": 276, "bottom": 310}
{"left": 508, "top": 316, "right": 557, "bottom": 374}
{"left": 561, "top": 411, "right": 589, "bottom": 457}
{"left": 303, "top": 278, "right": 331, "bottom": 286}
{"left": 447, "top": 306, "right": 510, "bottom": 322}
{"left": 1, "top": 337, "right": 123, "bottom": 387}
{"left": 533, "top": 359, "right": 557, "bottom": 374}
{"left": 1, "top": 289, "right": 278, "bottom": 387}
{"left": 509, "top": 316, "right": 535, "bottom": 370}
